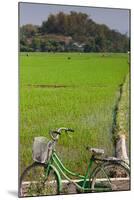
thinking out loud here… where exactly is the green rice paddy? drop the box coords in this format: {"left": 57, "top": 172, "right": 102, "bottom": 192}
{"left": 20, "top": 53, "right": 129, "bottom": 175}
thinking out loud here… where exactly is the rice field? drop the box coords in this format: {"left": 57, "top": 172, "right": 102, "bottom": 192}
{"left": 20, "top": 53, "right": 129, "bottom": 175}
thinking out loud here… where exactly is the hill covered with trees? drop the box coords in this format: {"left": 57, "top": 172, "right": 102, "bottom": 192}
{"left": 20, "top": 11, "right": 129, "bottom": 52}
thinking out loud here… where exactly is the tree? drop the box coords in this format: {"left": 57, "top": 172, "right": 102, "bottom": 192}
{"left": 31, "top": 38, "right": 41, "bottom": 51}
{"left": 20, "top": 24, "right": 39, "bottom": 38}
{"left": 84, "top": 37, "right": 95, "bottom": 52}
{"left": 20, "top": 12, "right": 129, "bottom": 53}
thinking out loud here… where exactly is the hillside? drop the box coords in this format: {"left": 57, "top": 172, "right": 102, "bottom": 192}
{"left": 20, "top": 11, "right": 129, "bottom": 52}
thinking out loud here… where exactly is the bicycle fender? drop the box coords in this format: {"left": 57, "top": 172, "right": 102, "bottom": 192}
{"left": 90, "top": 161, "right": 130, "bottom": 181}
{"left": 103, "top": 158, "right": 130, "bottom": 169}
{"left": 49, "top": 164, "right": 62, "bottom": 193}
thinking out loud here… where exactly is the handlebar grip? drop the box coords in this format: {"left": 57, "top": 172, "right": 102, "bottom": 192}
{"left": 67, "top": 128, "right": 74, "bottom": 132}
{"left": 53, "top": 131, "right": 61, "bottom": 134}
{"left": 50, "top": 130, "right": 61, "bottom": 135}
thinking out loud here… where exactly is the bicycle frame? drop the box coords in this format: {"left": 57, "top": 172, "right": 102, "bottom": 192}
{"left": 46, "top": 150, "right": 95, "bottom": 193}
{"left": 20, "top": 127, "right": 130, "bottom": 196}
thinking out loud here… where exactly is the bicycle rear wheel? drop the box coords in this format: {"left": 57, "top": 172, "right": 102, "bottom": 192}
{"left": 91, "top": 162, "right": 130, "bottom": 192}
{"left": 19, "top": 162, "right": 59, "bottom": 197}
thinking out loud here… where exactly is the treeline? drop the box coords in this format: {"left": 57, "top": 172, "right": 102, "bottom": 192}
{"left": 20, "top": 11, "right": 129, "bottom": 52}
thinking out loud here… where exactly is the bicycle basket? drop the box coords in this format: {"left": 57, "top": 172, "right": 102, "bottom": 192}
{"left": 32, "top": 137, "right": 52, "bottom": 163}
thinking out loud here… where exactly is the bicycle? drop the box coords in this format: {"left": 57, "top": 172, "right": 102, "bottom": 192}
{"left": 19, "top": 127, "right": 130, "bottom": 197}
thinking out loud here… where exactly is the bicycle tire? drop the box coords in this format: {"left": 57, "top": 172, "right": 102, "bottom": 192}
{"left": 91, "top": 162, "right": 130, "bottom": 192}
{"left": 19, "top": 162, "right": 59, "bottom": 197}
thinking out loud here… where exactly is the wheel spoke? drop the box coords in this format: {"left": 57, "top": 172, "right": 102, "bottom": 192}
{"left": 91, "top": 163, "right": 130, "bottom": 192}
{"left": 20, "top": 163, "right": 59, "bottom": 197}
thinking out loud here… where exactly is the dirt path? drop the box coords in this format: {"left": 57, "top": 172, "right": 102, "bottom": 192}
{"left": 21, "top": 178, "right": 130, "bottom": 196}
{"left": 60, "top": 178, "right": 130, "bottom": 194}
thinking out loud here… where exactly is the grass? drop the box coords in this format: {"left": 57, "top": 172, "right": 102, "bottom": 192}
{"left": 20, "top": 52, "right": 129, "bottom": 175}
{"left": 115, "top": 74, "right": 130, "bottom": 156}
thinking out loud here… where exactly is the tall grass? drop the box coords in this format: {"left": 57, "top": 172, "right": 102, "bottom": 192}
{"left": 115, "top": 74, "right": 130, "bottom": 156}
{"left": 20, "top": 53, "right": 129, "bottom": 175}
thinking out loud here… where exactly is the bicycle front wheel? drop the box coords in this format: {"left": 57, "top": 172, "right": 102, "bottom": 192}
{"left": 19, "top": 162, "right": 59, "bottom": 197}
{"left": 91, "top": 162, "right": 130, "bottom": 192}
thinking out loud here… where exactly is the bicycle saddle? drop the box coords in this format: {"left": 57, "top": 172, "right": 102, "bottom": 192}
{"left": 90, "top": 148, "right": 104, "bottom": 155}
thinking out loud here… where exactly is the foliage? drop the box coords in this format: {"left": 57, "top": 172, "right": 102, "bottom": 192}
{"left": 20, "top": 12, "right": 129, "bottom": 53}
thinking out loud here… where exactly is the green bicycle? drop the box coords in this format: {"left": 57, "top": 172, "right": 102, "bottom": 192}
{"left": 19, "top": 127, "right": 130, "bottom": 197}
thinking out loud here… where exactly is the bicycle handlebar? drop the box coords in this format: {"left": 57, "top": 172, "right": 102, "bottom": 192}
{"left": 57, "top": 127, "right": 74, "bottom": 133}
{"left": 66, "top": 128, "right": 74, "bottom": 132}
{"left": 49, "top": 127, "right": 74, "bottom": 140}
